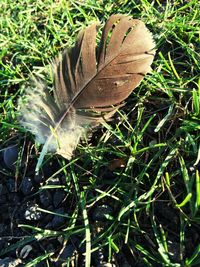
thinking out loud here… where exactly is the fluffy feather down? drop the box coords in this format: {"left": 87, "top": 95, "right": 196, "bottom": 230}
{"left": 18, "top": 79, "right": 85, "bottom": 159}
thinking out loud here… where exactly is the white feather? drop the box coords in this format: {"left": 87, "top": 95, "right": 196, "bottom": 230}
{"left": 18, "top": 79, "right": 86, "bottom": 159}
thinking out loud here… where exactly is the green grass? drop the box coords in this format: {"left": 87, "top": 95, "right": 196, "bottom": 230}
{"left": 0, "top": 0, "right": 200, "bottom": 266}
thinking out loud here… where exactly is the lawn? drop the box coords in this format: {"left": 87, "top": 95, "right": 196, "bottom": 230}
{"left": 0, "top": 0, "right": 200, "bottom": 266}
